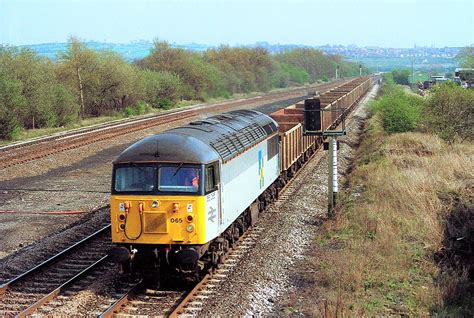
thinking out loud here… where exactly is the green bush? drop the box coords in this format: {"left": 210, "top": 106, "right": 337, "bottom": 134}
{"left": 122, "top": 102, "right": 149, "bottom": 117}
{"left": 50, "top": 84, "right": 79, "bottom": 126}
{"left": 391, "top": 69, "right": 411, "bottom": 85}
{"left": 135, "top": 101, "right": 147, "bottom": 115}
{"left": 423, "top": 82, "right": 474, "bottom": 142}
{"left": 155, "top": 97, "right": 174, "bottom": 110}
{"left": 370, "top": 85, "right": 423, "bottom": 134}
{"left": 122, "top": 107, "right": 136, "bottom": 117}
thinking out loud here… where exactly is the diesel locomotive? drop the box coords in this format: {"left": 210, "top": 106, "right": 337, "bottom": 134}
{"left": 108, "top": 110, "right": 281, "bottom": 281}
{"left": 108, "top": 77, "right": 373, "bottom": 283}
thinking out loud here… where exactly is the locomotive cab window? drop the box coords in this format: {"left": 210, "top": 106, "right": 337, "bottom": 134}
{"left": 158, "top": 166, "right": 200, "bottom": 193}
{"left": 205, "top": 163, "right": 219, "bottom": 193}
{"left": 114, "top": 166, "right": 156, "bottom": 192}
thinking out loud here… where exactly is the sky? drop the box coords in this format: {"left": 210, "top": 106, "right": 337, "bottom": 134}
{"left": 1, "top": 0, "right": 473, "bottom": 48}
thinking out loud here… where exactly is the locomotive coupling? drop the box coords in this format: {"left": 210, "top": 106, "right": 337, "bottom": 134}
{"left": 108, "top": 246, "right": 131, "bottom": 263}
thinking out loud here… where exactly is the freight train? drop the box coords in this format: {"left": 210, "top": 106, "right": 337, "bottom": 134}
{"left": 108, "top": 77, "right": 373, "bottom": 284}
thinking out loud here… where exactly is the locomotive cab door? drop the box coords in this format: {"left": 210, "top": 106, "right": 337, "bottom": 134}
{"left": 204, "top": 161, "right": 222, "bottom": 237}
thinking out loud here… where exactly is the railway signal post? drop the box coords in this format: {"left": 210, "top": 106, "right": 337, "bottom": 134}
{"left": 327, "top": 136, "right": 338, "bottom": 216}
{"left": 303, "top": 97, "right": 346, "bottom": 217}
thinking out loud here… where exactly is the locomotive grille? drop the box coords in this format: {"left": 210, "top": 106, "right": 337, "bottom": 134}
{"left": 143, "top": 212, "right": 167, "bottom": 233}
{"left": 210, "top": 123, "right": 267, "bottom": 161}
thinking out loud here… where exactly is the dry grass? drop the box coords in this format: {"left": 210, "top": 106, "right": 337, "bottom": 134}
{"left": 313, "top": 115, "right": 473, "bottom": 315}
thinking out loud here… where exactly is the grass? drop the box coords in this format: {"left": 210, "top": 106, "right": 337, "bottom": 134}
{"left": 312, "top": 115, "right": 473, "bottom": 315}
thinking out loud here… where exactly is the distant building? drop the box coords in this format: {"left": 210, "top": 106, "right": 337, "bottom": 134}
{"left": 454, "top": 68, "right": 474, "bottom": 88}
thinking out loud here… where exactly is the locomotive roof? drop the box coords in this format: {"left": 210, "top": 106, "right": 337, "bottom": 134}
{"left": 113, "top": 109, "right": 278, "bottom": 164}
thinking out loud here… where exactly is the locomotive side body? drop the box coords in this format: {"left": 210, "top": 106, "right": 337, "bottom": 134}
{"left": 220, "top": 134, "right": 280, "bottom": 227}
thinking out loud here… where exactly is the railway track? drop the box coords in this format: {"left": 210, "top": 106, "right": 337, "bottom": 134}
{"left": 96, "top": 226, "right": 266, "bottom": 318}
{"left": 0, "top": 81, "right": 345, "bottom": 170}
{"left": 94, "top": 78, "right": 373, "bottom": 318}
{"left": 0, "top": 78, "right": 366, "bottom": 316}
{"left": 0, "top": 225, "right": 111, "bottom": 316}
{"left": 96, "top": 129, "right": 326, "bottom": 318}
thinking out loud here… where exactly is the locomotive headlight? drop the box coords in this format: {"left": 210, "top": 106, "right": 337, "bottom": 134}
{"left": 186, "top": 224, "right": 195, "bottom": 233}
{"left": 151, "top": 200, "right": 159, "bottom": 208}
{"left": 172, "top": 203, "right": 179, "bottom": 213}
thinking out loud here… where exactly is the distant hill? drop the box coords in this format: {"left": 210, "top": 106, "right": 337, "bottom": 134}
{"left": 17, "top": 41, "right": 461, "bottom": 72}
{"left": 18, "top": 41, "right": 212, "bottom": 61}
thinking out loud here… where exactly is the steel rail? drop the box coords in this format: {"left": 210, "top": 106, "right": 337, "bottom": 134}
{"left": 97, "top": 281, "right": 143, "bottom": 318}
{"left": 0, "top": 224, "right": 111, "bottom": 295}
{"left": 168, "top": 274, "right": 211, "bottom": 318}
{"left": 166, "top": 78, "right": 374, "bottom": 317}
{"left": 16, "top": 255, "right": 110, "bottom": 318}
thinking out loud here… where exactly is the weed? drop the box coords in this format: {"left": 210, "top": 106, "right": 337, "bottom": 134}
{"left": 312, "top": 117, "right": 473, "bottom": 314}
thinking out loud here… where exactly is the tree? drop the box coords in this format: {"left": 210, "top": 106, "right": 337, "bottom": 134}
{"left": 274, "top": 48, "right": 361, "bottom": 82}
{"left": 204, "top": 46, "right": 274, "bottom": 93}
{"left": 137, "top": 40, "right": 216, "bottom": 100}
{"left": 271, "top": 61, "right": 309, "bottom": 87}
{"left": 456, "top": 46, "right": 474, "bottom": 68}
{"left": 0, "top": 46, "right": 78, "bottom": 129}
{"left": 92, "top": 51, "right": 144, "bottom": 115}
{"left": 391, "top": 69, "right": 411, "bottom": 85}
{"left": 57, "top": 36, "right": 97, "bottom": 117}
{"left": 140, "top": 70, "right": 183, "bottom": 108}
{"left": 0, "top": 68, "right": 26, "bottom": 139}
{"left": 58, "top": 37, "right": 143, "bottom": 117}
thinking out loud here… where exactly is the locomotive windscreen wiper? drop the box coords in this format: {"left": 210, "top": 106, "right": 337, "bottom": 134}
{"left": 172, "top": 163, "right": 184, "bottom": 176}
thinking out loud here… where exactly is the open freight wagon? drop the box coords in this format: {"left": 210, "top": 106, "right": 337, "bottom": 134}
{"left": 270, "top": 77, "right": 373, "bottom": 172}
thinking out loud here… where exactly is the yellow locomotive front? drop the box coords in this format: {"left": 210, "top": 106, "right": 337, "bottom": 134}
{"left": 108, "top": 130, "right": 222, "bottom": 282}
{"left": 110, "top": 164, "right": 208, "bottom": 245}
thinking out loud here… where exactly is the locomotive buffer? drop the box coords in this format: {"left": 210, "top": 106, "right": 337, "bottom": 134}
{"left": 303, "top": 97, "right": 346, "bottom": 217}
